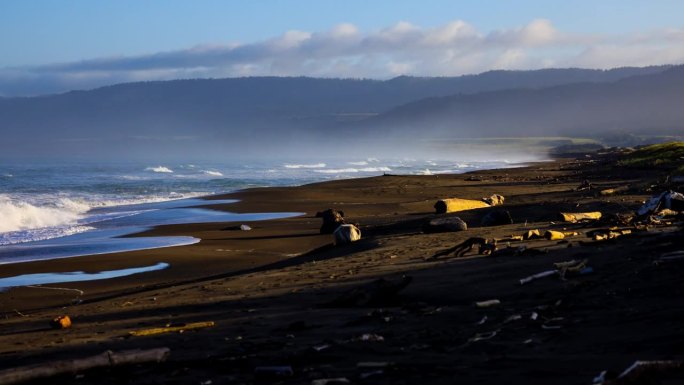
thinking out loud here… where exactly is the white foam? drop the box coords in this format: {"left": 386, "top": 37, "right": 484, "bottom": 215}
{"left": 0, "top": 195, "right": 90, "bottom": 234}
{"left": 314, "top": 167, "right": 392, "bottom": 174}
{"left": 202, "top": 170, "right": 224, "bottom": 177}
{"left": 348, "top": 161, "right": 369, "bottom": 166}
{"left": 0, "top": 225, "right": 96, "bottom": 246}
{"left": 284, "top": 163, "right": 327, "bottom": 169}
{"left": 145, "top": 166, "right": 174, "bottom": 173}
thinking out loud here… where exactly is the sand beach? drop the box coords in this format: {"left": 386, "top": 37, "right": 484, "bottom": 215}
{"left": 0, "top": 153, "right": 682, "bottom": 384}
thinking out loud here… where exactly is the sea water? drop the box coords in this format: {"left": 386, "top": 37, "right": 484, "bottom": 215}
{"left": 0, "top": 158, "right": 511, "bottom": 264}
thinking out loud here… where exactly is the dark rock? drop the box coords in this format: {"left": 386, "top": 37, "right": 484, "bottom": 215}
{"left": 423, "top": 217, "right": 468, "bottom": 233}
{"left": 315, "top": 209, "right": 345, "bottom": 234}
{"left": 481, "top": 210, "right": 513, "bottom": 226}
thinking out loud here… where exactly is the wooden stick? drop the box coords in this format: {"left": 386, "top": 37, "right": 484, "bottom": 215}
{"left": 129, "top": 321, "right": 215, "bottom": 337}
{"left": 0, "top": 348, "right": 170, "bottom": 385}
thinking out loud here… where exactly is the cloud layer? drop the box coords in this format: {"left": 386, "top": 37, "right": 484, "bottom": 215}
{"left": 2, "top": 19, "right": 684, "bottom": 96}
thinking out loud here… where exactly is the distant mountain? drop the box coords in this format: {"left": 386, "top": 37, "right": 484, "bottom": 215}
{"left": 0, "top": 65, "right": 676, "bottom": 159}
{"left": 365, "top": 65, "right": 684, "bottom": 139}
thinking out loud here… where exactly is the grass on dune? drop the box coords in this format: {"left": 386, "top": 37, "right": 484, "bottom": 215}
{"left": 619, "top": 142, "right": 684, "bottom": 173}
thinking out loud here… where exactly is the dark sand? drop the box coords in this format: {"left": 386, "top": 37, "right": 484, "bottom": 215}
{"left": 0, "top": 156, "right": 682, "bottom": 384}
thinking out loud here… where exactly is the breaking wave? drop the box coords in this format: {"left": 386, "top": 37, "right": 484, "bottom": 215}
{"left": 315, "top": 167, "right": 392, "bottom": 174}
{"left": 284, "top": 163, "right": 327, "bottom": 169}
{"left": 0, "top": 195, "right": 90, "bottom": 234}
{"left": 202, "top": 170, "right": 224, "bottom": 177}
{"left": 145, "top": 166, "right": 174, "bottom": 173}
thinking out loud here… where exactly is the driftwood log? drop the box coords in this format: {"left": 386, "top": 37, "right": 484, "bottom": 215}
{"left": 0, "top": 348, "right": 170, "bottom": 385}
{"left": 434, "top": 198, "right": 489, "bottom": 214}
{"left": 129, "top": 321, "right": 215, "bottom": 337}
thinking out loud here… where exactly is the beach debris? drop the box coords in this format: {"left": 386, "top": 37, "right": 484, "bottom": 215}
{"left": 221, "top": 224, "right": 252, "bottom": 231}
{"left": 129, "top": 321, "right": 215, "bottom": 337}
{"left": 482, "top": 194, "right": 505, "bottom": 206}
{"left": 587, "top": 228, "right": 632, "bottom": 241}
{"left": 599, "top": 185, "right": 629, "bottom": 196}
{"left": 637, "top": 190, "right": 684, "bottom": 216}
{"left": 519, "top": 270, "right": 557, "bottom": 285}
{"left": 477, "top": 315, "right": 488, "bottom": 325}
{"left": 475, "top": 299, "right": 500, "bottom": 308}
{"left": 422, "top": 216, "right": 467, "bottom": 233}
{"left": 312, "top": 344, "right": 331, "bottom": 352}
{"left": 544, "top": 230, "right": 565, "bottom": 240}
{"left": 468, "top": 330, "right": 499, "bottom": 342}
{"left": 311, "top": 377, "right": 351, "bottom": 385}
{"left": 593, "top": 360, "right": 684, "bottom": 385}
{"left": 0, "top": 348, "right": 170, "bottom": 385}
{"left": 316, "top": 208, "right": 346, "bottom": 234}
{"left": 49, "top": 315, "right": 71, "bottom": 330}
{"left": 560, "top": 211, "right": 602, "bottom": 223}
{"left": 357, "top": 333, "right": 385, "bottom": 342}
{"left": 481, "top": 210, "right": 514, "bottom": 226}
{"left": 333, "top": 224, "right": 361, "bottom": 245}
{"left": 575, "top": 179, "right": 594, "bottom": 191}
{"left": 360, "top": 370, "right": 384, "bottom": 380}
{"left": 429, "top": 237, "right": 496, "bottom": 260}
{"left": 325, "top": 275, "right": 412, "bottom": 307}
{"left": 554, "top": 259, "right": 590, "bottom": 279}
{"left": 254, "top": 366, "right": 294, "bottom": 379}
{"left": 504, "top": 314, "right": 523, "bottom": 323}
{"left": 434, "top": 198, "right": 490, "bottom": 214}
{"left": 523, "top": 229, "right": 542, "bottom": 240}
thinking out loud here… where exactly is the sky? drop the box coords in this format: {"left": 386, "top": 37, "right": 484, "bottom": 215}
{"left": 1, "top": 0, "right": 683, "bottom": 96}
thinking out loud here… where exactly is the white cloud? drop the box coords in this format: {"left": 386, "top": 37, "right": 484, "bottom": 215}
{"left": 1, "top": 20, "right": 684, "bottom": 95}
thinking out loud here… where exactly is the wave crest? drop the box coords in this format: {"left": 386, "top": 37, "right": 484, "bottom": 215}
{"left": 145, "top": 166, "right": 174, "bottom": 173}
{"left": 284, "top": 163, "right": 326, "bottom": 169}
{"left": 0, "top": 195, "right": 90, "bottom": 234}
{"left": 315, "top": 167, "right": 392, "bottom": 174}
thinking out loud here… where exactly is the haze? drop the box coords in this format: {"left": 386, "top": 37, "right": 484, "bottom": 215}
{"left": 1, "top": 1, "right": 683, "bottom": 161}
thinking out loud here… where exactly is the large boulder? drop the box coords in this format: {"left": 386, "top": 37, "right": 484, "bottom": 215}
{"left": 333, "top": 224, "right": 361, "bottom": 245}
{"left": 316, "top": 209, "right": 345, "bottom": 234}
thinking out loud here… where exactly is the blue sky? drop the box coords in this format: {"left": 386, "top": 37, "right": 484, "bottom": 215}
{"left": 1, "top": 0, "right": 683, "bottom": 95}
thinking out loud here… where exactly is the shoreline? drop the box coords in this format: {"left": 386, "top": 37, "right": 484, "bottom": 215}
{"left": 1, "top": 156, "right": 682, "bottom": 384}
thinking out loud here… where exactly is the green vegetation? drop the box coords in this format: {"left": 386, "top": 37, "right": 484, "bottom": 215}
{"left": 619, "top": 142, "right": 684, "bottom": 173}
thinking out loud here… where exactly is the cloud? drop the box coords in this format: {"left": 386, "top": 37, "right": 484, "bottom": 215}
{"left": 2, "top": 19, "right": 684, "bottom": 96}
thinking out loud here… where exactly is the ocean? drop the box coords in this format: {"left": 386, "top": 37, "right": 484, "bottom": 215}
{"left": 0, "top": 158, "right": 512, "bottom": 265}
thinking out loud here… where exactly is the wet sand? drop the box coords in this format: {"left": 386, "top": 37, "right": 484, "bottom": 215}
{"left": 0, "top": 156, "right": 682, "bottom": 384}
